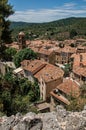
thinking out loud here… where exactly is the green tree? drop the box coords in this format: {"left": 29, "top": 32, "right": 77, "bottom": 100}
{"left": 70, "top": 29, "right": 77, "bottom": 39}
{"left": 2, "top": 90, "right": 12, "bottom": 115}
{"left": 19, "top": 78, "right": 31, "bottom": 96}
{"left": 4, "top": 47, "right": 17, "bottom": 61}
{"left": 0, "top": 0, "right": 14, "bottom": 44}
{"left": 14, "top": 48, "right": 37, "bottom": 67}
{"left": 28, "top": 80, "right": 40, "bottom": 102}
{"left": 0, "top": 73, "right": 40, "bottom": 116}
{"left": 63, "top": 63, "right": 72, "bottom": 77}
{"left": 80, "top": 84, "right": 86, "bottom": 98}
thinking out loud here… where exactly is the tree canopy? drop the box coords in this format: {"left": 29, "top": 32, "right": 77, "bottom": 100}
{"left": 0, "top": 0, "right": 14, "bottom": 44}
{"left": 4, "top": 47, "right": 17, "bottom": 61}
{"left": 0, "top": 72, "right": 40, "bottom": 116}
{"left": 13, "top": 48, "right": 37, "bottom": 67}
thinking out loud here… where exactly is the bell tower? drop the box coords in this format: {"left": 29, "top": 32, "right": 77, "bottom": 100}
{"left": 18, "top": 31, "right": 26, "bottom": 49}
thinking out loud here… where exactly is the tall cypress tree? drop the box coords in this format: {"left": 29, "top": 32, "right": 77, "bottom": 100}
{"left": 0, "top": 0, "right": 14, "bottom": 44}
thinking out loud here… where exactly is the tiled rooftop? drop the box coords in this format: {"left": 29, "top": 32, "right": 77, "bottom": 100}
{"left": 54, "top": 46, "right": 76, "bottom": 54}
{"left": 72, "top": 53, "right": 86, "bottom": 76}
{"left": 73, "top": 67, "right": 86, "bottom": 77}
{"left": 61, "top": 46, "right": 76, "bottom": 53}
{"left": 21, "top": 60, "right": 46, "bottom": 75}
{"left": 37, "top": 48, "right": 54, "bottom": 56}
{"left": 21, "top": 59, "right": 64, "bottom": 82}
{"left": 34, "top": 63, "right": 64, "bottom": 82}
{"left": 56, "top": 79, "right": 80, "bottom": 97}
{"left": 6, "top": 42, "right": 19, "bottom": 50}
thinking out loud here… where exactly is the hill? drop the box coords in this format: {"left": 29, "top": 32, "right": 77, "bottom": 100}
{"left": 10, "top": 17, "right": 86, "bottom": 41}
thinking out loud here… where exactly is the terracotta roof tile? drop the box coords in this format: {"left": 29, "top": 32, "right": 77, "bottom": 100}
{"left": 62, "top": 46, "right": 76, "bottom": 53}
{"left": 72, "top": 53, "right": 86, "bottom": 71}
{"left": 21, "top": 59, "right": 64, "bottom": 83}
{"left": 56, "top": 79, "right": 80, "bottom": 97}
{"left": 21, "top": 60, "right": 46, "bottom": 75}
{"left": 34, "top": 63, "right": 64, "bottom": 82}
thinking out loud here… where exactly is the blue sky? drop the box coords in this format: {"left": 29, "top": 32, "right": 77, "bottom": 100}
{"left": 9, "top": 0, "right": 86, "bottom": 23}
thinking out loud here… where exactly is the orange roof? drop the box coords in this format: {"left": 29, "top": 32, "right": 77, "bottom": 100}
{"left": 63, "top": 39, "right": 76, "bottom": 44}
{"left": 21, "top": 59, "right": 64, "bottom": 83}
{"left": 21, "top": 60, "right": 46, "bottom": 75}
{"left": 54, "top": 46, "right": 76, "bottom": 54}
{"left": 56, "top": 79, "right": 80, "bottom": 97}
{"left": 73, "top": 67, "right": 86, "bottom": 77}
{"left": 34, "top": 63, "right": 64, "bottom": 82}
{"left": 29, "top": 47, "right": 39, "bottom": 52}
{"left": 73, "top": 54, "right": 80, "bottom": 68}
{"left": 50, "top": 91, "right": 70, "bottom": 105}
{"left": 30, "top": 46, "right": 54, "bottom": 56}
{"left": 27, "top": 39, "right": 61, "bottom": 56}
{"left": 76, "top": 38, "right": 86, "bottom": 42}
{"left": 38, "top": 48, "right": 53, "bottom": 56}
{"left": 72, "top": 53, "right": 86, "bottom": 69}
{"left": 62, "top": 46, "right": 76, "bottom": 53}
{"left": 77, "top": 46, "right": 86, "bottom": 50}
{"left": 6, "top": 42, "right": 24, "bottom": 51}
{"left": 26, "top": 40, "right": 31, "bottom": 45}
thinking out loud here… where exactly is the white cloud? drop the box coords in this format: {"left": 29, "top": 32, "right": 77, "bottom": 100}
{"left": 64, "top": 2, "right": 76, "bottom": 8}
{"left": 9, "top": 2, "right": 86, "bottom": 23}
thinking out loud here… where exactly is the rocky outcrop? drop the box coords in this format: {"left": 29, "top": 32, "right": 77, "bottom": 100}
{"left": 0, "top": 106, "right": 86, "bottom": 130}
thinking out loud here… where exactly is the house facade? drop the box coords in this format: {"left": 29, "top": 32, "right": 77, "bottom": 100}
{"left": 55, "top": 46, "right": 76, "bottom": 64}
{"left": 71, "top": 53, "right": 86, "bottom": 84}
{"left": 21, "top": 59, "right": 64, "bottom": 101}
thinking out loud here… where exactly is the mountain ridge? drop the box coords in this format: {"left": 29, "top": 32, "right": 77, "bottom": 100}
{"left": 10, "top": 17, "right": 86, "bottom": 40}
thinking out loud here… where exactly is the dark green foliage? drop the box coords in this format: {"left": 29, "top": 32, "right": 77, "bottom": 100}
{"left": 1, "top": 20, "right": 13, "bottom": 43}
{"left": 4, "top": 71, "right": 13, "bottom": 83}
{"left": 0, "top": 0, "right": 14, "bottom": 44}
{"left": 70, "top": 29, "right": 77, "bottom": 39}
{"left": 1, "top": 90, "right": 12, "bottom": 115}
{"left": 0, "top": 45, "right": 7, "bottom": 59}
{"left": 0, "top": 46, "right": 17, "bottom": 61}
{"left": 0, "top": 73, "right": 40, "bottom": 116}
{"left": 70, "top": 43, "right": 77, "bottom": 47}
{"left": 63, "top": 64, "right": 72, "bottom": 77}
{"left": 80, "top": 84, "right": 86, "bottom": 98}
{"left": 28, "top": 80, "right": 40, "bottom": 102}
{"left": 4, "top": 47, "right": 17, "bottom": 61}
{"left": 19, "top": 78, "right": 31, "bottom": 96}
{"left": 14, "top": 48, "right": 37, "bottom": 67}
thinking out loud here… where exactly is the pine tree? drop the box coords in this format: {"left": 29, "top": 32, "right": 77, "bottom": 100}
{"left": 0, "top": 0, "right": 14, "bottom": 44}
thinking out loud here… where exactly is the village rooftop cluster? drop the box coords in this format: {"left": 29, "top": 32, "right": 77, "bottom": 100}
{"left": 0, "top": 32, "right": 86, "bottom": 111}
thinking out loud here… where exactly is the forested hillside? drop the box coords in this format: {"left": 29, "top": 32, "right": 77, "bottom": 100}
{"left": 10, "top": 17, "right": 86, "bottom": 41}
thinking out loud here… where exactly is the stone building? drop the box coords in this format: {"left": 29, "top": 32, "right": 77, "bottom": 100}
{"left": 21, "top": 59, "right": 64, "bottom": 101}
{"left": 18, "top": 31, "right": 26, "bottom": 49}
{"left": 71, "top": 53, "right": 86, "bottom": 84}
{"left": 77, "top": 46, "right": 86, "bottom": 53}
{"left": 55, "top": 46, "right": 76, "bottom": 64}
